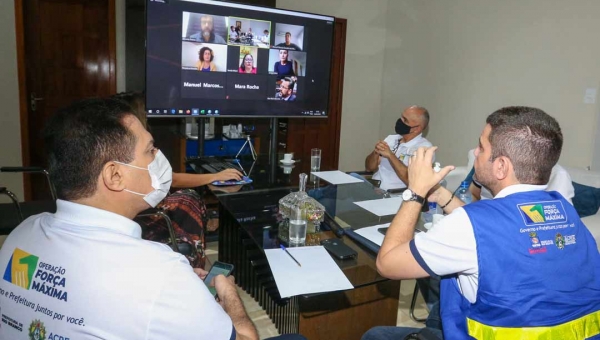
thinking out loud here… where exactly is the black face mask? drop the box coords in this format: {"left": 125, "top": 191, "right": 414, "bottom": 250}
{"left": 395, "top": 118, "right": 416, "bottom": 135}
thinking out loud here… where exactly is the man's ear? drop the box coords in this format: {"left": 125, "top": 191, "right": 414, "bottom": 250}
{"left": 102, "top": 162, "right": 126, "bottom": 192}
{"left": 493, "top": 156, "right": 512, "bottom": 181}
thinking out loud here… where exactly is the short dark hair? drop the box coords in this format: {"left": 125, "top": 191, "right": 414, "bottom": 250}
{"left": 43, "top": 98, "right": 137, "bottom": 200}
{"left": 198, "top": 47, "right": 214, "bottom": 62}
{"left": 283, "top": 77, "right": 296, "bottom": 91}
{"left": 486, "top": 106, "right": 563, "bottom": 185}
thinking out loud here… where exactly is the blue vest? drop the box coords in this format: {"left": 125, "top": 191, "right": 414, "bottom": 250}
{"left": 440, "top": 190, "right": 600, "bottom": 339}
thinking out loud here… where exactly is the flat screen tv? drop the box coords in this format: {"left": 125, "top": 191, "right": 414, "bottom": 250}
{"left": 146, "top": 0, "right": 335, "bottom": 118}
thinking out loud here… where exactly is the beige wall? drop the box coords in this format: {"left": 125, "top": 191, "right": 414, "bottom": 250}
{"left": 0, "top": 1, "right": 24, "bottom": 201}
{"left": 277, "top": 0, "right": 389, "bottom": 171}
{"left": 381, "top": 0, "right": 600, "bottom": 169}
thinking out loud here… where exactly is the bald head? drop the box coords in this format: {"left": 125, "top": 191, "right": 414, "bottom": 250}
{"left": 405, "top": 105, "right": 429, "bottom": 129}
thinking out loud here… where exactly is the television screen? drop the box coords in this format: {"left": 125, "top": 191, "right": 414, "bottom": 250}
{"left": 146, "top": 0, "right": 335, "bottom": 118}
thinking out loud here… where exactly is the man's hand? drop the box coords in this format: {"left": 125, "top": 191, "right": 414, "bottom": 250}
{"left": 193, "top": 268, "right": 208, "bottom": 280}
{"left": 407, "top": 147, "right": 454, "bottom": 196}
{"left": 375, "top": 140, "right": 394, "bottom": 159}
{"left": 214, "top": 274, "right": 238, "bottom": 306}
{"left": 214, "top": 168, "right": 243, "bottom": 182}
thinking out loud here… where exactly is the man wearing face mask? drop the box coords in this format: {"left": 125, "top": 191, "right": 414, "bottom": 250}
{"left": 0, "top": 99, "right": 272, "bottom": 340}
{"left": 366, "top": 105, "right": 432, "bottom": 191}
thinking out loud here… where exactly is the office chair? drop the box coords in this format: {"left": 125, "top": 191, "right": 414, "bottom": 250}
{"left": 0, "top": 166, "right": 58, "bottom": 235}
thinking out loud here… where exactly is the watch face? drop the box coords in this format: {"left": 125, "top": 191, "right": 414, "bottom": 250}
{"left": 402, "top": 189, "right": 413, "bottom": 201}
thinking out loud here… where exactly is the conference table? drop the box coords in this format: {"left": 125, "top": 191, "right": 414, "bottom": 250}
{"left": 204, "top": 157, "right": 402, "bottom": 340}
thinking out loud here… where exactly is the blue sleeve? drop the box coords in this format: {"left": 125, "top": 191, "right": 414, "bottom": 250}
{"left": 410, "top": 239, "right": 439, "bottom": 278}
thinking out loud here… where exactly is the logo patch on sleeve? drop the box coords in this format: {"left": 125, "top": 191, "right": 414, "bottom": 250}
{"left": 517, "top": 201, "right": 567, "bottom": 226}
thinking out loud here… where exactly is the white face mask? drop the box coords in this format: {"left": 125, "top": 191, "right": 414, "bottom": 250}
{"left": 114, "top": 150, "right": 173, "bottom": 207}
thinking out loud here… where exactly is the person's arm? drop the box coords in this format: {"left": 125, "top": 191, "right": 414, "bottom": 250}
{"left": 365, "top": 144, "right": 381, "bottom": 172}
{"left": 172, "top": 169, "right": 242, "bottom": 188}
{"left": 427, "top": 185, "right": 465, "bottom": 214}
{"left": 376, "top": 141, "right": 409, "bottom": 184}
{"left": 214, "top": 275, "right": 259, "bottom": 340}
{"left": 377, "top": 146, "right": 454, "bottom": 280}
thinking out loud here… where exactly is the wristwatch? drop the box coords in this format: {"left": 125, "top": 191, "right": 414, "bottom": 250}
{"left": 402, "top": 188, "right": 426, "bottom": 204}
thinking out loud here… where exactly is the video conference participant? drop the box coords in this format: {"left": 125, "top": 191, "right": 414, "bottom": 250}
{"left": 278, "top": 77, "right": 296, "bottom": 101}
{"left": 273, "top": 49, "right": 295, "bottom": 79}
{"left": 229, "top": 26, "right": 239, "bottom": 42}
{"left": 196, "top": 46, "right": 217, "bottom": 72}
{"left": 0, "top": 98, "right": 257, "bottom": 340}
{"left": 365, "top": 106, "right": 432, "bottom": 191}
{"left": 189, "top": 14, "right": 227, "bottom": 44}
{"left": 239, "top": 53, "right": 257, "bottom": 74}
{"left": 276, "top": 32, "right": 302, "bottom": 51}
{"left": 261, "top": 29, "right": 270, "bottom": 44}
{"left": 367, "top": 107, "right": 600, "bottom": 340}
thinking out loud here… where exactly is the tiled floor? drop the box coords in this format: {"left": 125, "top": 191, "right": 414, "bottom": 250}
{"left": 205, "top": 241, "right": 428, "bottom": 339}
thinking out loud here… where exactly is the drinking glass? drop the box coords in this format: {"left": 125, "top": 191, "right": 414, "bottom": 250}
{"left": 311, "top": 148, "right": 322, "bottom": 172}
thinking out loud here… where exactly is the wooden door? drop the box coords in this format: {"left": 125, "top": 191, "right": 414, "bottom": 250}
{"left": 282, "top": 18, "right": 346, "bottom": 173}
{"left": 16, "top": 0, "right": 116, "bottom": 200}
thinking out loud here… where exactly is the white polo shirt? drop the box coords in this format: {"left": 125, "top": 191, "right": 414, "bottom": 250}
{"left": 0, "top": 200, "right": 233, "bottom": 340}
{"left": 372, "top": 134, "right": 433, "bottom": 190}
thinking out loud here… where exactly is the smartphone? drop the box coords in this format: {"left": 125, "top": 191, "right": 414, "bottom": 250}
{"left": 320, "top": 239, "right": 357, "bottom": 260}
{"left": 377, "top": 227, "right": 388, "bottom": 235}
{"left": 204, "top": 261, "right": 234, "bottom": 297}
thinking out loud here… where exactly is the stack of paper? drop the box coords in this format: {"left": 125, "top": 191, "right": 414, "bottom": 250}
{"left": 311, "top": 170, "right": 364, "bottom": 185}
{"left": 353, "top": 197, "right": 403, "bottom": 216}
{"left": 354, "top": 223, "right": 390, "bottom": 246}
{"left": 264, "top": 246, "right": 354, "bottom": 298}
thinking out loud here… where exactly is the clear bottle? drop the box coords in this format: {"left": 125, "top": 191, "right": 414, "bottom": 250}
{"left": 278, "top": 173, "right": 325, "bottom": 242}
{"left": 457, "top": 180, "right": 472, "bottom": 204}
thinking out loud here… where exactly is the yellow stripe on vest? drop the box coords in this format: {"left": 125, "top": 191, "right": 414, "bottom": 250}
{"left": 467, "top": 310, "right": 600, "bottom": 340}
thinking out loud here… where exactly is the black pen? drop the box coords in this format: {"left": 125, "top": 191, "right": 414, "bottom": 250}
{"left": 280, "top": 244, "right": 301, "bottom": 267}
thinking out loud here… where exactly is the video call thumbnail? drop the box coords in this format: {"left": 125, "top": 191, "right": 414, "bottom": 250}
{"left": 182, "top": 12, "right": 228, "bottom": 45}
{"left": 268, "top": 49, "right": 307, "bottom": 79}
{"left": 273, "top": 23, "right": 304, "bottom": 51}
{"left": 227, "top": 17, "right": 271, "bottom": 49}
{"left": 181, "top": 42, "right": 228, "bottom": 72}
{"left": 274, "top": 76, "right": 299, "bottom": 101}
{"left": 237, "top": 46, "right": 259, "bottom": 74}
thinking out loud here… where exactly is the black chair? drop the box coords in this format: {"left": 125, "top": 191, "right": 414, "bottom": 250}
{"left": 0, "top": 166, "right": 57, "bottom": 235}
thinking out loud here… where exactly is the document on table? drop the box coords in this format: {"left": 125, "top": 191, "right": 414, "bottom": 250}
{"left": 353, "top": 197, "right": 403, "bottom": 216}
{"left": 310, "top": 170, "right": 364, "bottom": 185}
{"left": 264, "top": 246, "right": 354, "bottom": 298}
{"left": 354, "top": 223, "right": 390, "bottom": 246}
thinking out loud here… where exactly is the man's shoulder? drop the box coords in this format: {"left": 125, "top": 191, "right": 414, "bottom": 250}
{"left": 213, "top": 35, "right": 226, "bottom": 44}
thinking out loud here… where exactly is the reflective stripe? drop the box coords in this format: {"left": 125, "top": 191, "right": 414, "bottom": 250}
{"left": 467, "top": 310, "right": 600, "bottom": 340}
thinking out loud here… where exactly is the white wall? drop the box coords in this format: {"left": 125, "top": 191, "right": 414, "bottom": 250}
{"left": 277, "top": 0, "right": 389, "bottom": 171}
{"left": 0, "top": 1, "right": 24, "bottom": 201}
{"left": 381, "top": 0, "right": 600, "bottom": 169}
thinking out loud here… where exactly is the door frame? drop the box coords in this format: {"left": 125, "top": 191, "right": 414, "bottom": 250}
{"left": 13, "top": 0, "right": 117, "bottom": 200}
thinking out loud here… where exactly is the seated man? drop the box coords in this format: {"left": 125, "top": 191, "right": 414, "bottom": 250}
{"left": 365, "top": 105, "right": 432, "bottom": 191}
{"left": 0, "top": 98, "right": 301, "bottom": 340}
{"left": 367, "top": 106, "right": 600, "bottom": 339}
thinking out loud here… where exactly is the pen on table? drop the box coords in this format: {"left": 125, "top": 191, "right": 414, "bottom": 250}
{"left": 235, "top": 159, "right": 248, "bottom": 177}
{"left": 280, "top": 244, "right": 301, "bottom": 267}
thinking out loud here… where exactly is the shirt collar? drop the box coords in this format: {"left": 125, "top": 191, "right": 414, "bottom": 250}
{"left": 396, "top": 133, "right": 424, "bottom": 147}
{"left": 54, "top": 199, "right": 142, "bottom": 238}
{"left": 494, "top": 184, "right": 548, "bottom": 199}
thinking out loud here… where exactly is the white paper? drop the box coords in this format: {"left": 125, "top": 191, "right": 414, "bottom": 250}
{"left": 353, "top": 197, "right": 403, "bottom": 216}
{"left": 354, "top": 223, "right": 390, "bottom": 246}
{"left": 310, "top": 170, "right": 364, "bottom": 185}
{"left": 265, "top": 246, "right": 354, "bottom": 298}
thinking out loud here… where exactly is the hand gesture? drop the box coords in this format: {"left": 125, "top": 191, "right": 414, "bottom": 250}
{"left": 215, "top": 168, "right": 243, "bottom": 182}
{"left": 407, "top": 147, "right": 454, "bottom": 196}
{"left": 375, "top": 140, "right": 394, "bottom": 159}
{"left": 193, "top": 267, "right": 208, "bottom": 280}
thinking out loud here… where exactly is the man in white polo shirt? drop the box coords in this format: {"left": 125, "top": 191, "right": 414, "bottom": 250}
{"left": 0, "top": 98, "right": 261, "bottom": 339}
{"left": 365, "top": 106, "right": 433, "bottom": 191}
